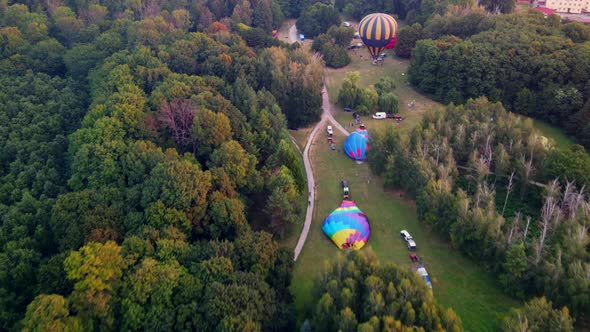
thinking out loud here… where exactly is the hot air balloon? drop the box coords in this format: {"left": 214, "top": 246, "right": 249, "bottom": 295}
{"left": 358, "top": 13, "right": 398, "bottom": 59}
{"left": 343, "top": 128, "right": 369, "bottom": 161}
{"left": 322, "top": 200, "right": 370, "bottom": 250}
{"left": 385, "top": 36, "right": 396, "bottom": 49}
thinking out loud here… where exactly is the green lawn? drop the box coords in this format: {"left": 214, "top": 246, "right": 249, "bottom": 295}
{"left": 527, "top": 117, "right": 575, "bottom": 150}
{"left": 291, "top": 128, "right": 519, "bottom": 331}
{"left": 326, "top": 50, "right": 442, "bottom": 135}
{"left": 289, "top": 126, "right": 313, "bottom": 152}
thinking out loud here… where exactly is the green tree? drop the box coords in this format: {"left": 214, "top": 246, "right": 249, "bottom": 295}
{"left": 543, "top": 145, "right": 590, "bottom": 188}
{"left": 513, "top": 88, "right": 536, "bottom": 116}
{"left": 297, "top": 3, "right": 341, "bottom": 38}
{"left": 499, "top": 242, "right": 528, "bottom": 298}
{"left": 208, "top": 140, "right": 259, "bottom": 190}
{"left": 379, "top": 92, "right": 400, "bottom": 114}
{"left": 310, "top": 251, "right": 462, "bottom": 331}
{"left": 327, "top": 25, "right": 354, "bottom": 47}
{"left": 232, "top": 0, "right": 254, "bottom": 25}
{"left": 64, "top": 241, "right": 124, "bottom": 328}
{"left": 191, "top": 108, "right": 233, "bottom": 157}
{"left": 142, "top": 158, "right": 212, "bottom": 222}
{"left": 51, "top": 6, "right": 83, "bottom": 46}
{"left": 394, "top": 23, "right": 423, "bottom": 58}
{"left": 338, "top": 71, "right": 362, "bottom": 109}
{"left": 561, "top": 22, "right": 590, "bottom": 43}
{"left": 502, "top": 297, "right": 573, "bottom": 332}
{"left": 338, "top": 307, "right": 358, "bottom": 332}
{"left": 21, "top": 295, "right": 82, "bottom": 332}
{"left": 253, "top": 0, "right": 274, "bottom": 32}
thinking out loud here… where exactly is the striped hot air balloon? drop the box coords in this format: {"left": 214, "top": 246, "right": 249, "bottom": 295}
{"left": 343, "top": 128, "right": 369, "bottom": 161}
{"left": 358, "top": 13, "right": 398, "bottom": 59}
{"left": 322, "top": 200, "right": 370, "bottom": 250}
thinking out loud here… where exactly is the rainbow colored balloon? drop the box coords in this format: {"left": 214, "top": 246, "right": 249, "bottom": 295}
{"left": 322, "top": 200, "right": 370, "bottom": 250}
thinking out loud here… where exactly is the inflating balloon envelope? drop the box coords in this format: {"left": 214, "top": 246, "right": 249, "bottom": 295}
{"left": 343, "top": 128, "right": 369, "bottom": 161}
{"left": 322, "top": 200, "right": 370, "bottom": 250}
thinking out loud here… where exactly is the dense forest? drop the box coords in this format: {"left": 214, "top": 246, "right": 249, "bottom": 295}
{"left": 0, "top": 0, "right": 467, "bottom": 331}
{"left": 309, "top": 250, "right": 463, "bottom": 332}
{"left": 369, "top": 97, "right": 586, "bottom": 326}
{"left": 0, "top": 0, "right": 323, "bottom": 329}
{"left": 406, "top": 10, "right": 590, "bottom": 149}
{"left": 4, "top": 0, "right": 590, "bottom": 329}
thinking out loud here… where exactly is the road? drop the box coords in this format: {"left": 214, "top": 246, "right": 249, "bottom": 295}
{"left": 293, "top": 82, "right": 349, "bottom": 261}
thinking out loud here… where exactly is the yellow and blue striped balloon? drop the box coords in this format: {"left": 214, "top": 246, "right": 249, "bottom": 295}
{"left": 358, "top": 13, "right": 398, "bottom": 59}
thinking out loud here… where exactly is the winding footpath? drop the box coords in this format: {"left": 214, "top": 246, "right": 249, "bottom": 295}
{"left": 292, "top": 64, "right": 350, "bottom": 260}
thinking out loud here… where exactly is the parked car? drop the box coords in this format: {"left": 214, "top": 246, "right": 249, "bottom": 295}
{"left": 409, "top": 253, "right": 419, "bottom": 262}
{"left": 326, "top": 125, "right": 333, "bottom": 135}
{"left": 400, "top": 230, "right": 413, "bottom": 242}
{"left": 407, "top": 239, "right": 417, "bottom": 251}
{"left": 342, "top": 21, "right": 351, "bottom": 27}
{"left": 344, "top": 107, "right": 353, "bottom": 112}
{"left": 372, "top": 112, "right": 386, "bottom": 120}
{"left": 416, "top": 266, "right": 432, "bottom": 289}
{"left": 341, "top": 180, "right": 349, "bottom": 196}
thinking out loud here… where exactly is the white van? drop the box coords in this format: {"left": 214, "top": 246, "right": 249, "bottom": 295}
{"left": 372, "top": 112, "right": 386, "bottom": 120}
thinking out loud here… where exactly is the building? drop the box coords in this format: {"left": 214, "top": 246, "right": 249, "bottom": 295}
{"left": 543, "top": 0, "right": 589, "bottom": 13}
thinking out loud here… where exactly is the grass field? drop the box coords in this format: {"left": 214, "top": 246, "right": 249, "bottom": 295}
{"left": 527, "top": 117, "right": 575, "bottom": 150}
{"left": 326, "top": 50, "right": 576, "bottom": 150}
{"left": 291, "top": 128, "right": 519, "bottom": 331}
{"left": 325, "top": 50, "right": 442, "bottom": 135}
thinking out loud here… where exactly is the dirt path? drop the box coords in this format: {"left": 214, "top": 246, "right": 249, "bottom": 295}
{"left": 293, "top": 83, "right": 349, "bottom": 260}
{"left": 288, "top": 22, "right": 298, "bottom": 44}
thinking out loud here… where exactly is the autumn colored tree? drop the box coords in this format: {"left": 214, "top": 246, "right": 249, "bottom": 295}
{"left": 21, "top": 295, "right": 82, "bottom": 332}
{"left": 64, "top": 241, "right": 125, "bottom": 328}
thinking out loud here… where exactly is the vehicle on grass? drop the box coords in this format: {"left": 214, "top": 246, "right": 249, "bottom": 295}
{"left": 400, "top": 230, "right": 413, "bottom": 241}
{"left": 341, "top": 180, "right": 349, "bottom": 196}
{"left": 372, "top": 112, "right": 386, "bottom": 120}
{"left": 342, "top": 22, "right": 351, "bottom": 27}
{"left": 407, "top": 239, "right": 417, "bottom": 251}
{"left": 416, "top": 265, "right": 432, "bottom": 289}
{"left": 409, "top": 253, "right": 419, "bottom": 262}
{"left": 344, "top": 107, "right": 353, "bottom": 112}
{"left": 327, "top": 125, "right": 333, "bottom": 135}
{"left": 347, "top": 43, "right": 364, "bottom": 50}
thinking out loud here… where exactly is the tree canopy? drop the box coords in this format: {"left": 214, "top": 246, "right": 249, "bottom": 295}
{"left": 0, "top": 0, "right": 314, "bottom": 329}
{"left": 309, "top": 250, "right": 463, "bottom": 331}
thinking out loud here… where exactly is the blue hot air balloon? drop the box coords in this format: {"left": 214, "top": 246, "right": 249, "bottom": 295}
{"left": 343, "top": 128, "right": 369, "bottom": 161}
